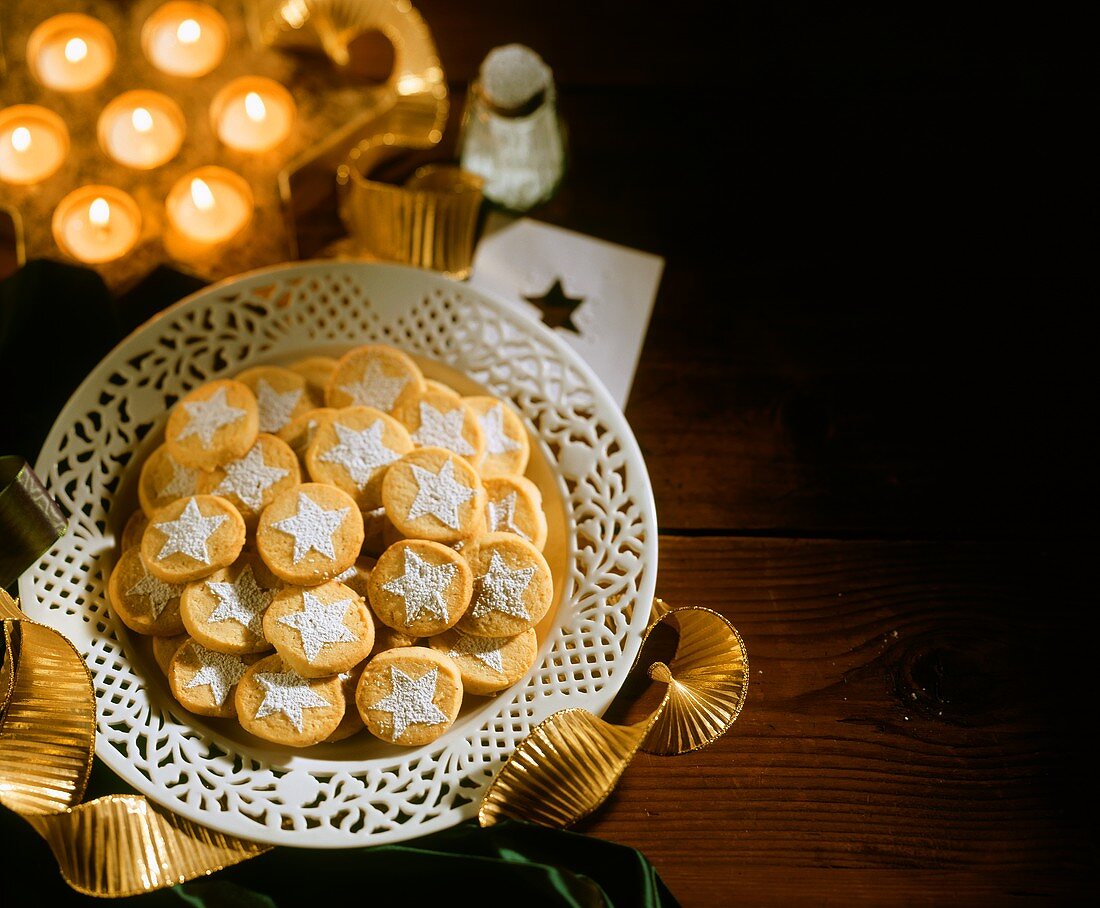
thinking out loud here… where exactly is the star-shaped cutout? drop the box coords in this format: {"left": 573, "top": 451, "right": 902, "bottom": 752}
{"left": 339, "top": 360, "right": 409, "bottom": 412}
{"left": 153, "top": 498, "right": 227, "bottom": 564}
{"left": 471, "top": 551, "right": 536, "bottom": 619}
{"left": 524, "top": 278, "right": 584, "bottom": 335}
{"left": 254, "top": 670, "right": 332, "bottom": 732}
{"left": 185, "top": 646, "right": 248, "bottom": 706}
{"left": 277, "top": 589, "right": 357, "bottom": 661}
{"left": 412, "top": 403, "right": 476, "bottom": 455}
{"left": 213, "top": 444, "right": 290, "bottom": 511}
{"left": 272, "top": 492, "right": 349, "bottom": 563}
{"left": 125, "top": 568, "right": 183, "bottom": 618}
{"left": 479, "top": 404, "right": 521, "bottom": 456}
{"left": 318, "top": 420, "right": 401, "bottom": 489}
{"left": 176, "top": 387, "right": 247, "bottom": 448}
{"left": 407, "top": 459, "right": 475, "bottom": 529}
{"left": 487, "top": 491, "right": 528, "bottom": 539}
{"left": 447, "top": 631, "right": 507, "bottom": 673}
{"left": 206, "top": 565, "right": 275, "bottom": 637}
{"left": 157, "top": 457, "right": 199, "bottom": 499}
{"left": 371, "top": 666, "right": 448, "bottom": 740}
{"left": 381, "top": 548, "right": 457, "bottom": 624}
{"left": 255, "top": 379, "right": 303, "bottom": 433}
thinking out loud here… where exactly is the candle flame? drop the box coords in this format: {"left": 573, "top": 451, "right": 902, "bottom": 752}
{"left": 64, "top": 37, "right": 88, "bottom": 63}
{"left": 11, "top": 127, "right": 31, "bottom": 153}
{"left": 244, "top": 92, "right": 267, "bottom": 122}
{"left": 191, "top": 178, "right": 215, "bottom": 212}
{"left": 89, "top": 197, "right": 110, "bottom": 227}
{"left": 132, "top": 107, "right": 154, "bottom": 133}
{"left": 177, "top": 18, "right": 202, "bottom": 44}
{"left": 280, "top": 0, "right": 310, "bottom": 30}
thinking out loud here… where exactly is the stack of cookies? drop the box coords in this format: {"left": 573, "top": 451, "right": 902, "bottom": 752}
{"left": 108, "top": 344, "right": 551, "bottom": 748}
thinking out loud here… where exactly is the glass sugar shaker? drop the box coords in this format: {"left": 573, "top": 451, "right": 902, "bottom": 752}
{"left": 458, "top": 44, "right": 566, "bottom": 212}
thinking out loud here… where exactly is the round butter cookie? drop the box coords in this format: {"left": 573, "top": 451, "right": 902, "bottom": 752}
{"left": 455, "top": 533, "right": 554, "bottom": 638}
{"left": 138, "top": 444, "right": 202, "bottom": 517}
{"left": 483, "top": 475, "right": 547, "bottom": 549}
{"left": 367, "top": 539, "right": 473, "bottom": 636}
{"left": 430, "top": 627, "right": 538, "bottom": 696}
{"left": 326, "top": 344, "right": 425, "bottom": 412}
{"left": 180, "top": 554, "right": 279, "bottom": 654}
{"left": 235, "top": 365, "right": 314, "bottom": 435}
{"left": 393, "top": 391, "right": 485, "bottom": 464}
{"left": 288, "top": 356, "right": 337, "bottom": 403}
{"left": 263, "top": 580, "right": 375, "bottom": 678}
{"left": 424, "top": 379, "right": 460, "bottom": 399}
{"left": 168, "top": 639, "right": 257, "bottom": 718}
{"left": 381, "top": 447, "right": 486, "bottom": 544}
{"left": 278, "top": 407, "right": 336, "bottom": 462}
{"left": 256, "top": 483, "right": 364, "bottom": 584}
{"left": 165, "top": 379, "right": 258, "bottom": 470}
{"left": 141, "top": 495, "right": 246, "bottom": 583}
{"left": 356, "top": 646, "right": 462, "bottom": 746}
{"left": 121, "top": 509, "right": 149, "bottom": 550}
{"left": 463, "top": 396, "right": 529, "bottom": 478}
{"left": 325, "top": 661, "right": 367, "bottom": 742}
{"left": 235, "top": 653, "right": 345, "bottom": 746}
{"left": 305, "top": 406, "right": 413, "bottom": 509}
{"left": 196, "top": 433, "right": 301, "bottom": 526}
{"left": 107, "top": 548, "right": 186, "bottom": 635}
{"left": 152, "top": 633, "right": 187, "bottom": 674}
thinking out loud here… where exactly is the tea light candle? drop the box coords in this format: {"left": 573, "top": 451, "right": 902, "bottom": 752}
{"left": 166, "top": 167, "right": 253, "bottom": 246}
{"left": 27, "top": 14, "right": 116, "bottom": 92}
{"left": 98, "top": 91, "right": 186, "bottom": 170}
{"left": 141, "top": 2, "right": 229, "bottom": 78}
{"left": 211, "top": 77, "right": 296, "bottom": 153}
{"left": 0, "top": 106, "right": 69, "bottom": 185}
{"left": 52, "top": 186, "right": 141, "bottom": 264}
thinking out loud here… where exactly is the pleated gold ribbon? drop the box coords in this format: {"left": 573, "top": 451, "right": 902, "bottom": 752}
{"left": 3, "top": 456, "right": 748, "bottom": 892}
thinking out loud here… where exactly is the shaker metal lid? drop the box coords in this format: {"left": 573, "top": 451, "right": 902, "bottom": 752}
{"left": 478, "top": 44, "right": 552, "bottom": 117}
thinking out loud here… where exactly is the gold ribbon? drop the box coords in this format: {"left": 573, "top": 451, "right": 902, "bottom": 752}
{"left": 1, "top": 458, "right": 269, "bottom": 897}
{"left": 479, "top": 600, "right": 749, "bottom": 828}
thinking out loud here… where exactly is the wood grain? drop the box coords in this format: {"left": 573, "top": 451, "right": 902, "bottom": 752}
{"left": 582, "top": 535, "right": 1088, "bottom": 904}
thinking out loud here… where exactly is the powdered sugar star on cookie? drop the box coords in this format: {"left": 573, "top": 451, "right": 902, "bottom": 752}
{"left": 255, "top": 379, "right": 302, "bottom": 433}
{"left": 153, "top": 498, "right": 227, "bottom": 564}
{"left": 277, "top": 589, "right": 357, "bottom": 661}
{"left": 479, "top": 404, "right": 521, "bottom": 455}
{"left": 206, "top": 565, "right": 274, "bottom": 636}
{"left": 157, "top": 458, "right": 198, "bottom": 499}
{"left": 447, "top": 631, "right": 507, "bottom": 673}
{"left": 339, "top": 361, "right": 408, "bottom": 411}
{"left": 213, "top": 445, "right": 290, "bottom": 511}
{"left": 177, "top": 387, "right": 246, "bottom": 447}
{"left": 487, "top": 491, "right": 527, "bottom": 538}
{"left": 407, "top": 459, "right": 475, "bottom": 529}
{"left": 472, "top": 551, "right": 535, "bottom": 619}
{"left": 254, "top": 670, "right": 332, "bottom": 732}
{"left": 125, "top": 569, "right": 183, "bottom": 618}
{"left": 186, "top": 647, "right": 247, "bottom": 706}
{"left": 371, "top": 666, "right": 448, "bottom": 740}
{"left": 382, "top": 548, "right": 456, "bottom": 623}
{"left": 413, "top": 402, "right": 475, "bottom": 455}
{"left": 272, "top": 492, "right": 349, "bottom": 563}
{"left": 319, "top": 420, "right": 400, "bottom": 489}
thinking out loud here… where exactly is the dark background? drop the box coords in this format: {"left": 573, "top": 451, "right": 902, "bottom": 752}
{"left": 2, "top": 2, "right": 1092, "bottom": 905}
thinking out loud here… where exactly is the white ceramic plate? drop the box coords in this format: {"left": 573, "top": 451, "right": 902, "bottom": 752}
{"left": 19, "top": 261, "right": 657, "bottom": 848}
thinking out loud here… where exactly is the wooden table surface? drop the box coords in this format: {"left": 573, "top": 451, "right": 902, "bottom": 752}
{"left": 3, "top": 3, "right": 1089, "bottom": 905}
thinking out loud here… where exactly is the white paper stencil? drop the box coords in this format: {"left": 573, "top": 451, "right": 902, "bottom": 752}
{"left": 469, "top": 215, "right": 664, "bottom": 407}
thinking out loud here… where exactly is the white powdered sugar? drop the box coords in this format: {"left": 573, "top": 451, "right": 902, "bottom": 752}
{"left": 254, "top": 670, "right": 332, "bottom": 732}
{"left": 407, "top": 459, "right": 475, "bottom": 529}
{"left": 412, "top": 403, "right": 475, "bottom": 456}
{"left": 447, "top": 631, "right": 508, "bottom": 673}
{"left": 272, "top": 492, "right": 349, "bottom": 563}
{"left": 371, "top": 666, "right": 448, "bottom": 740}
{"left": 157, "top": 456, "right": 199, "bottom": 499}
{"left": 381, "top": 547, "right": 456, "bottom": 623}
{"left": 206, "top": 564, "right": 274, "bottom": 636}
{"left": 479, "top": 404, "right": 521, "bottom": 455}
{"left": 486, "top": 491, "right": 527, "bottom": 539}
{"left": 277, "top": 589, "right": 356, "bottom": 661}
{"left": 185, "top": 646, "right": 248, "bottom": 706}
{"left": 213, "top": 444, "right": 290, "bottom": 511}
{"left": 318, "top": 420, "right": 401, "bottom": 489}
{"left": 177, "top": 387, "right": 246, "bottom": 447}
{"left": 153, "top": 498, "right": 227, "bottom": 564}
{"left": 255, "top": 379, "right": 302, "bottom": 433}
{"left": 338, "top": 360, "right": 408, "bottom": 411}
{"left": 471, "top": 551, "right": 535, "bottom": 619}
{"left": 125, "top": 568, "right": 183, "bottom": 618}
